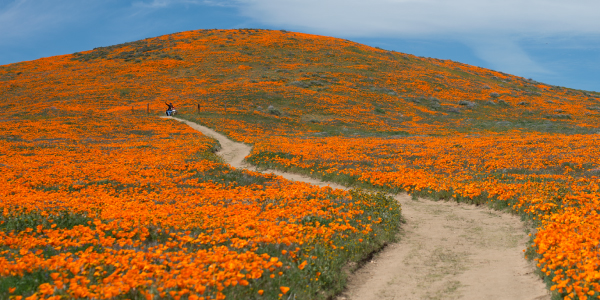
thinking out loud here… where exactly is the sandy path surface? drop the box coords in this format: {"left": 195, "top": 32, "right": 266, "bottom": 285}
{"left": 169, "top": 117, "right": 550, "bottom": 300}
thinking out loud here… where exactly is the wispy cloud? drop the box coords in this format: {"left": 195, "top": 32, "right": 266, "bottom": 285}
{"left": 1, "top": 0, "right": 597, "bottom": 89}
{"left": 132, "top": 0, "right": 234, "bottom": 8}
{"left": 0, "top": 0, "right": 65, "bottom": 42}
{"left": 465, "top": 36, "right": 552, "bottom": 76}
{"left": 230, "top": 0, "right": 599, "bottom": 79}
{"left": 0, "top": 0, "right": 226, "bottom": 46}
{"left": 0, "top": 0, "right": 107, "bottom": 45}
{"left": 233, "top": 0, "right": 600, "bottom": 36}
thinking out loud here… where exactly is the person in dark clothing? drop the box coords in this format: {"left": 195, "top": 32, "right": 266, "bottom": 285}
{"left": 165, "top": 102, "right": 175, "bottom": 116}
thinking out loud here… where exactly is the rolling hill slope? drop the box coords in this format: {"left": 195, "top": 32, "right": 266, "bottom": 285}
{"left": 2, "top": 29, "right": 600, "bottom": 299}
{"left": 2, "top": 28, "right": 599, "bottom": 138}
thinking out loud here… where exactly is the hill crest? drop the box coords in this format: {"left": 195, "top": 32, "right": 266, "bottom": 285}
{"left": 1, "top": 28, "right": 599, "bottom": 137}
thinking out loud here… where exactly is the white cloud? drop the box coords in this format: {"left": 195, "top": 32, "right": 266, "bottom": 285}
{"left": 1, "top": 0, "right": 596, "bottom": 85}
{"left": 233, "top": 0, "right": 600, "bottom": 37}
{"left": 231, "top": 0, "right": 599, "bottom": 77}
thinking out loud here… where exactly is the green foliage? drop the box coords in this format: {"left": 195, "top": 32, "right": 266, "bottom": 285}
{"left": 115, "top": 88, "right": 132, "bottom": 98}
{"left": 249, "top": 151, "right": 295, "bottom": 162}
{"left": 374, "top": 107, "right": 385, "bottom": 114}
{"left": 0, "top": 210, "right": 94, "bottom": 234}
{"left": 0, "top": 270, "right": 51, "bottom": 299}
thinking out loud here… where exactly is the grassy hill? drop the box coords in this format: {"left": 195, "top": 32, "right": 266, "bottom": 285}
{"left": 2, "top": 28, "right": 599, "bottom": 137}
{"left": 2, "top": 29, "right": 600, "bottom": 299}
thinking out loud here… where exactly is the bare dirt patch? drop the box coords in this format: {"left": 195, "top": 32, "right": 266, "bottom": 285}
{"left": 169, "top": 116, "right": 550, "bottom": 300}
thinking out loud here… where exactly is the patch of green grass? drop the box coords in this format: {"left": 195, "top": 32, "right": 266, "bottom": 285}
{"left": 0, "top": 270, "right": 52, "bottom": 298}
{"left": 34, "top": 178, "right": 142, "bottom": 193}
{"left": 0, "top": 210, "right": 94, "bottom": 234}
{"left": 189, "top": 164, "right": 274, "bottom": 187}
{"left": 374, "top": 107, "right": 385, "bottom": 114}
{"left": 115, "top": 88, "right": 132, "bottom": 98}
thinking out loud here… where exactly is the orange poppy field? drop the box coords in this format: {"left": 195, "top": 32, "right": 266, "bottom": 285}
{"left": 1, "top": 28, "right": 600, "bottom": 299}
{"left": 0, "top": 111, "right": 399, "bottom": 300}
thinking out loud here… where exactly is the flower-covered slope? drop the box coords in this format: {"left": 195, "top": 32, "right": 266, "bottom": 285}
{"left": 2, "top": 28, "right": 600, "bottom": 300}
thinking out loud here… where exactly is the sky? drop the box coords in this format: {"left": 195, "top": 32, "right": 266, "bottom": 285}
{"left": 1, "top": 0, "right": 599, "bottom": 92}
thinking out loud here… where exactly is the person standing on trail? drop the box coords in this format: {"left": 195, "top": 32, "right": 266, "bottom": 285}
{"left": 165, "top": 102, "right": 175, "bottom": 116}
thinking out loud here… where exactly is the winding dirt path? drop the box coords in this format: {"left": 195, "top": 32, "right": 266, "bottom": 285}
{"left": 169, "top": 117, "right": 550, "bottom": 300}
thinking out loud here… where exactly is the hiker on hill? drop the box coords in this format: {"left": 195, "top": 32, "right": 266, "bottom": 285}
{"left": 165, "top": 102, "right": 175, "bottom": 116}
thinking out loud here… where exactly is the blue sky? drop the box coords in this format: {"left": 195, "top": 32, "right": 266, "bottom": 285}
{"left": 1, "top": 0, "right": 598, "bottom": 92}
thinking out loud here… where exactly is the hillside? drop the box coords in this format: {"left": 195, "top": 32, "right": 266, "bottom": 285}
{"left": 2, "top": 29, "right": 600, "bottom": 299}
{"left": 2, "top": 28, "right": 599, "bottom": 138}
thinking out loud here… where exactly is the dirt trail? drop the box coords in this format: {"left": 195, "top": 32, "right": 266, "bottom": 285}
{"left": 169, "top": 117, "right": 550, "bottom": 300}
